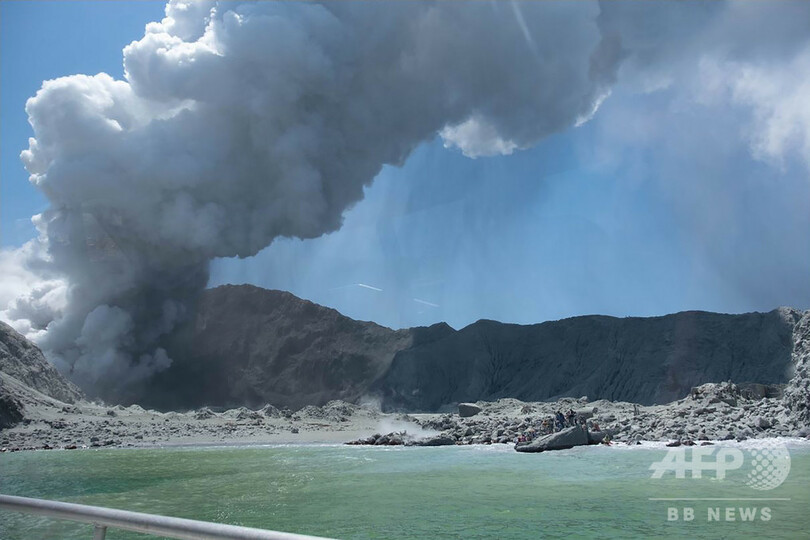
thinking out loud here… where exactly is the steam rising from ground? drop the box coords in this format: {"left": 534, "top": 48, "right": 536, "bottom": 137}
{"left": 2, "top": 1, "right": 809, "bottom": 399}
{"left": 376, "top": 418, "right": 440, "bottom": 441}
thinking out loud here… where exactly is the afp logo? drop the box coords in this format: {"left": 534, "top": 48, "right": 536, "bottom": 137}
{"left": 649, "top": 441, "right": 791, "bottom": 491}
{"left": 746, "top": 442, "right": 792, "bottom": 490}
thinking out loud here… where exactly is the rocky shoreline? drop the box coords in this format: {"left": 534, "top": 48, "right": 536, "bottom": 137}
{"left": 3, "top": 301, "right": 809, "bottom": 454}
{"left": 2, "top": 379, "right": 808, "bottom": 454}
{"left": 345, "top": 381, "right": 810, "bottom": 449}
{"left": 2, "top": 310, "right": 808, "bottom": 453}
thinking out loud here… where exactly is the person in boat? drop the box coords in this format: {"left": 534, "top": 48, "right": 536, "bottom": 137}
{"left": 555, "top": 410, "right": 565, "bottom": 431}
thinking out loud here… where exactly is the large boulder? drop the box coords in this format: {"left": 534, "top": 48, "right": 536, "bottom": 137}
{"left": 738, "top": 382, "right": 784, "bottom": 400}
{"left": 586, "top": 429, "right": 614, "bottom": 444}
{"left": 458, "top": 403, "right": 482, "bottom": 417}
{"left": 415, "top": 434, "right": 456, "bottom": 446}
{"left": 515, "top": 425, "right": 589, "bottom": 453}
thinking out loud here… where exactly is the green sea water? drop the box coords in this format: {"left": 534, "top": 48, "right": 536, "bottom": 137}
{"left": 1, "top": 441, "right": 808, "bottom": 539}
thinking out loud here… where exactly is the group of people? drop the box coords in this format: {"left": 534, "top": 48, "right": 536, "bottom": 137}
{"left": 514, "top": 409, "right": 603, "bottom": 444}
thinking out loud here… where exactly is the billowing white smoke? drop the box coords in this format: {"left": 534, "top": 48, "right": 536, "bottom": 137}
{"left": 2, "top": 1, "right": 619, "bottom": 397}
{"left": 7, "top": 1, "right": 808, "bottom": 400}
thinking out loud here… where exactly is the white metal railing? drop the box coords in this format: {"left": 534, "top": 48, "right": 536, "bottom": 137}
{"left": 0, "top": 494, "right": 334, "bottom": 540}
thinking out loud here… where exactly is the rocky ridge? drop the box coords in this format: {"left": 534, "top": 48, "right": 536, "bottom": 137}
{"left": 135, "top": 286, "right": 805, "bottom": 412}
{"left": 375, "top": 307, "right": 802, "bottom": 410}
{"left": 1, "top": 288, "right": 809, "bottom": 451}
{"left": 142, "top": 285, "right": 425, "bottom": 410}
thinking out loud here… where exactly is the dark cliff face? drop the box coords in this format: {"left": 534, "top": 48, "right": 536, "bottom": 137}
{"left": 131, "top": 285, "right": 802, "bottom": 411}
{"left": 141, "top": 285, "right": 416, "bottom": 410}
{"left": 2, "top": 286, "right": 802, "bottom": 413}
{"left": 374, "top": 309, "right": 799, "bottom": 411}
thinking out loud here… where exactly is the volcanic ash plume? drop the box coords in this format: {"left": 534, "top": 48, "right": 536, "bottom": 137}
{"left": 2, "top": 1, "right": 619, "bottom": 399}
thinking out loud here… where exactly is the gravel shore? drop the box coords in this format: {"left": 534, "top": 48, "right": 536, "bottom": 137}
{"left": 2, "top": 380, "right": 808, "bottom": 453}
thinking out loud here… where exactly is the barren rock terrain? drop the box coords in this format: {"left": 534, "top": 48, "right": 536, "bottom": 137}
{"left": 2, "top": 292, "right": 808, "bottom": 452}
{"left": 137, "top": 286, "right": 805, "bottom": 412}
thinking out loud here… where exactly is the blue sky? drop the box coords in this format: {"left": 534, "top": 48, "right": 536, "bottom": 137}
{"left": 2, "top": 1, "right": 809, "bottom": 332}
{"left": 1, "top": 1, "right": 166, "bottom": 246}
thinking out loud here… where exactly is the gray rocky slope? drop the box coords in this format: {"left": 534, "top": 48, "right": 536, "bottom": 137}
{"left": 129, "top": 285, "right": 806, "bottom": 412}
{"left": 1, "top": 321, "right": 83, "bottom": 428}
{"left": 375, "top": 307, "right": 802, "bottom": 411}
{"left": 143, "top": 285, "right": 450, "bottom": 410}
{"left": 0, "top": 322, "right": 82, "bottom": 404}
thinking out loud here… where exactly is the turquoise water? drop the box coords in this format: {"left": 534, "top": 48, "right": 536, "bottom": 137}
{"left": 1, "top": 442, "right": 808, "bottom": 539}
